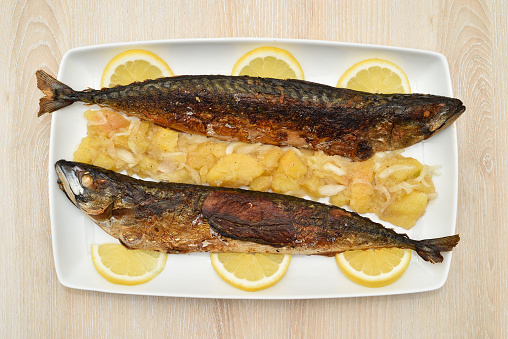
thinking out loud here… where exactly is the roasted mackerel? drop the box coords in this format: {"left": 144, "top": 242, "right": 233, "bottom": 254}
{"left": 38, "top": 70, "right": 465, "bottom": 161}
{"left": 55, "top": 160, "right": 459, "bottom": 263}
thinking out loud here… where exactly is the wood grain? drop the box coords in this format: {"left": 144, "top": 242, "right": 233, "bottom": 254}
{"left": 1, "top": 0, "right": 507, "bottom": 338}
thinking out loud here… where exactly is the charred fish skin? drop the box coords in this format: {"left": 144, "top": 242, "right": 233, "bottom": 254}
{"left": 55, "top": 160, "right": 459, "bottom": 262}
{"left": 37, "top": 70, "right": 465, "bottom": 161}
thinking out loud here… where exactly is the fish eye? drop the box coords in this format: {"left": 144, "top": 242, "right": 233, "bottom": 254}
{"left": 81, "top": 172, "right": 94, "bottom": 188}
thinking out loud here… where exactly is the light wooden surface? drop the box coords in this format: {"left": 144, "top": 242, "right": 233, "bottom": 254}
{"left": 1, "top": 0, "right": 506, "bottom": 337}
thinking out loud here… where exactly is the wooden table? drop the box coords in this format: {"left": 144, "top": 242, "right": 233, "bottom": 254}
{"left": 2, "top": 0, "right": 506, "bottom": 337}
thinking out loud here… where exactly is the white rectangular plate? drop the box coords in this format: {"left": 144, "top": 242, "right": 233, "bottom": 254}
{"left": 48, "top": 38, "right": 458, "bottom": 299}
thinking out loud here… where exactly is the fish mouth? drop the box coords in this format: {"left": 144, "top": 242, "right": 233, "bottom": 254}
{"left": 430, "top": 102, "right": 465, "bottom": 136}
{"left": 55, "top": 160, "right": 85, "bottom": 207}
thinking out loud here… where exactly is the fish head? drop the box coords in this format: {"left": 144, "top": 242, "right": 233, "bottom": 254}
{"left": 421, "top": 98, "right": 465, "bottom": 136}
{"left": 386, "top": 94, "right": 465, "bottom": 149}
{"left": 55, "top": 160, "right": 120, "bottom": 221}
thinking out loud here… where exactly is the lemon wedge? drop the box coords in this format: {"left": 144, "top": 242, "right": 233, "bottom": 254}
{"left": 337, "top": 58, "right": 411, "bottom": 94}
{"left": 232, "top": 46, "right": 304, "bottom": 80}
{"left": 210, "top": 253, "right": 291, "bottom": 291}
{"left": 335, "top": 248, "right": 411, "bottom": 287}
{"left": 91, "top": 243, "right": 167, "bottom": 285}
{"left": 101, "top": 49, "right": 174, "bottom": 88}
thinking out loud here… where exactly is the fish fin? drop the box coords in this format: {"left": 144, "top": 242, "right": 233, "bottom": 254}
{"left": 414, "top": 234, "right": 460, "bottom": 263}
{"left": 119, "top": 239, "right": 135, "bottom": 250}
{"left": 38, "top": 97, "right": 74, "bottom": 116}
{"left": 36, "top": 70, "right": 76, "bottom": 116}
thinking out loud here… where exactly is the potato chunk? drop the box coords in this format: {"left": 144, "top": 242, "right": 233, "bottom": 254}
{"left": 301, "top": 174, "right": 325, "bottom": 198}
{"left": 258, "top": 148, "right": 283, "bottom": 172}
{"left": 207, "top": 153, "right": 264, "bottom": 187}
{"left": 250, "top": 175, "right": 272, "bottom": 192}
{"left": 349, "top": 161, "right": 375, "bottom": 214}
{"left": 271, "top": 150, "right": 307, "bottom": 193}
{"left": 187, "top": 142, "right": 227, "bottom": 170}
{"left": 92, "top": 152, "right": 116, "bottom": 171}
{"left": 278, "top": 149, "right": 307, "bottom": 179}
{"left": 375, "top": 157, "right": 423, "bottom": 185}
{"left": 74, "top": 136, "right": 99, "bottom": 164}
{"left": 272, "top": 173, "right": 301, "bottom": 193}
{"left": 381, "top": 192, "right": 428, "bottom": 229}
{"left": 330, "top": 189, "right": 351, "bottom": 207}
{"left": 151, "top": 127, "right": 179, "bottom": 153}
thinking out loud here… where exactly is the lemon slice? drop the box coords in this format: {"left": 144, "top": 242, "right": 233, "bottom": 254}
{"left": 91, "top": 243, "right": 167, "bottom": 285}
{"left": 337, "top": 58, "right": 411, "bottom": 94}
{"left": 335, "top": 248, "right": 411, "bottom": 287}
{"left": 101, "top": 49, "right": 174, "bottom": 88}
{"left": 232, "top": 46, "right": 304, "bottom": 80}
{"left": 210, "top": 253, "right": 291, "bottom": 291}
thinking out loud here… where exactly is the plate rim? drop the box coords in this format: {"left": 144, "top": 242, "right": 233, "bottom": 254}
{"left": 47, "top": 38, "right": 459, "bottom": 299}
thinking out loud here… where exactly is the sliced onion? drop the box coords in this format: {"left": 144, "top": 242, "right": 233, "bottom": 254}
{"left": 318, "top": 184, "right": 346, "bottom": 197}
{"left": 323, "top": 162, "right": 346, "bottom": 176}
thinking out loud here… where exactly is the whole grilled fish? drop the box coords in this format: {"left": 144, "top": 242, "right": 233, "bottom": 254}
{"left": 55, "top": 160, "right": 459, "bottom": 262}
{"left": 38, "top": 70, "right": 465, "bottom": 161}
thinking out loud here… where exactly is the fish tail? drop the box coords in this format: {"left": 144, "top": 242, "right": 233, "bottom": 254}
{"left": 413, "top": 234, "right": 460, "bottom": 263}
{"left": 36, "top": 70, "right": 77, "bottom": 116}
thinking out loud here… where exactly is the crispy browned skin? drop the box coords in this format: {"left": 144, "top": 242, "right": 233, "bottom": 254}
{"left": 38, "top": 70, "right": 465, "bottom": 161}
{"left": 55, "top": 160, "right": 459, "bottom": 263}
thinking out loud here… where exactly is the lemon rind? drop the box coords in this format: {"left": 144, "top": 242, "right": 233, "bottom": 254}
{"left": 91, "top": 244, "right": 168, "bottom": 286}
{"left": 231, "top": 46, "right": 304, "bottom": 80}
{"left": 101, "top": 49, "right": 174, "bottom": 88}
{"left": 335, "top": 248, "right": 411, "bottom": 288}
{"left": 210, "top": 253, "right": 292, "bottom": 292}
{"left": 337, "top": 58, "right": 411, "bottom": 94}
